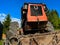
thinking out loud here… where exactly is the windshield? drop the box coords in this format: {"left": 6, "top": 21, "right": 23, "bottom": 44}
{"left": 30, "top": 5, "right": 42, "bottom": 16}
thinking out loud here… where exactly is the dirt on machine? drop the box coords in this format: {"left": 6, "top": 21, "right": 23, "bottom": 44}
{"left": 4, "top": 3, "right": 60, "bottom": 45}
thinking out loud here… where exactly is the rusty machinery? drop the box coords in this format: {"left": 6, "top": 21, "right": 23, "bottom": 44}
{"left": 21, "top": 3, "right": 54, "bottom": 34}
{"left": 4, "top": 3, "right": 54, "bottom": 45}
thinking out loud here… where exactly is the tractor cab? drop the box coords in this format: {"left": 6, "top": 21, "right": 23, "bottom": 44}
{"left": 21, "top": 3, "right": 48, "bottom": 34}
{"left": 22, "top": 3, "right": 48, "bottom": 22}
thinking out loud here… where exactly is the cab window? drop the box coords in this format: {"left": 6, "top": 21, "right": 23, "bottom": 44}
{"left": 30, "top": 5, "right": 42, "bottom": 16}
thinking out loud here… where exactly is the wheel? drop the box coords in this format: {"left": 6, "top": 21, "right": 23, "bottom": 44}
{"left": 4, "top": 38, "right": 20, "bottom": 45}
{"left": 45, "top": 21, "right": 54, "bottom": 32}
{"left": 9, "top": 38, "right": 19, "bottom": 45}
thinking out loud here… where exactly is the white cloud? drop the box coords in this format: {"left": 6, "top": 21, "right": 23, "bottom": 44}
{"left": 0, "top": 13, "right": 6, "bottom": 22}
{"left": 0, "top": 13, "right": 6, "bottom": 17}
{"left": 0, "top": 13, "right": 21, "bottom": 27}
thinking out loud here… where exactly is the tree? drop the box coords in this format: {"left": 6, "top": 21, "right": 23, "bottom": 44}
{"left": 3, "top": 14, "right": 11, "bottom": 34}
{"left": 47, "top": 10, "right": 59, "bottom": 29}
{"left": 59, "top": 18, "right": 60, "bottom": 28}
{"left": 0, "top": 21, "right": 3, "bottom": 40}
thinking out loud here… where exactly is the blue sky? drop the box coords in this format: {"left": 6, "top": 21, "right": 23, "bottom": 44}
{"left": 0, "top": 0, "right": 60, "bottom": 20}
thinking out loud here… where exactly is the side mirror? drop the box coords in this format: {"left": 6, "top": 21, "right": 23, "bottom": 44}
{"left": 23, "top": 3, "right": 28, "bottom": 9}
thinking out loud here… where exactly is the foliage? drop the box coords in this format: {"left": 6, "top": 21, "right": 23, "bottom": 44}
{"left": 3, "top": 14, "right": 11, "bottom": 34}
{"left": 58, "top": 18, "right": 60, "bottom": 28}
{"left": 47, "top": 10, "right": 59, "bottom": 29}
{"left": 0, "top": 22, "right": 3, "bottom": 40}
{"left": 0, "top": 40, "right": 2, "bottom": 45}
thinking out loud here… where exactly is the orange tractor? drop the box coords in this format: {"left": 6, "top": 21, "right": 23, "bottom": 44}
{"left": 21, "top": 3, "right": 54, "bottom": 34}
{"left": 4, "top": 3, "right": 54, "bottom": 45}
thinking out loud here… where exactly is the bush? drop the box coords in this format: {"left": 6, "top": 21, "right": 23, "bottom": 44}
{"left": 0, "top": 40, "right": 3, "bottom": 45}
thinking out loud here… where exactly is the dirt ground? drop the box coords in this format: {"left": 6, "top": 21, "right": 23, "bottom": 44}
{"left": 19, "top": 30, "right": 60, "bottom": 45}
{"left": 3, "top": 30, "right": 60, "bottom": 45}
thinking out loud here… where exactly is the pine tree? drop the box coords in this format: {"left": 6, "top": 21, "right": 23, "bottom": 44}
{"left": 0, "top": 21, "right": 3, "bottom": 40}
{"left": 3, "top": 14, "right": 11, "bottom": 34}
{"left": 47, "top": 10, "right": 59, "bottom": 29}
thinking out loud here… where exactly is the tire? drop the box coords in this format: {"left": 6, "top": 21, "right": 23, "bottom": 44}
{"left": 4, "top": 38, "right": 20, "bottom": 45}
{"left": 46, "top": 21, "right": 54, "bottom": 32}
{"left": 9, "top": 38, "right": 19, "bottom": 45}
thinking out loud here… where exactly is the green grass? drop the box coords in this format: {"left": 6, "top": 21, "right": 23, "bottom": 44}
{"left": 0, "top": 40, "right": 3, "bottom": 45}
{"left": 54, "top": 28, "right": 60, "bottom": 30}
